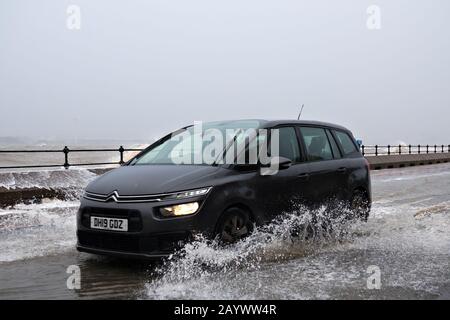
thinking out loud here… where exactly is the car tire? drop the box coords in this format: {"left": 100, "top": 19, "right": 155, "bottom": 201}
{"left": 215, "top": 207, "right": 254, "bottom": 244}
{"left": 350, "top": 190, "right": 370, "bottom": 222}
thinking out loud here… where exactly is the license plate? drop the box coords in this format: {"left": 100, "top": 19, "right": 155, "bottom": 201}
{"left": 90, "top": 216, "right": 128, "bottom": 232}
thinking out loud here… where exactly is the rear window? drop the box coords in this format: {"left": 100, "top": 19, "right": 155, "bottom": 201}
{"left": 333, "top": 130, "right": 358, "bottom": 155}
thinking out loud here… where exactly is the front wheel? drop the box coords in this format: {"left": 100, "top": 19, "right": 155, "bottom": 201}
{"left": 215, "top": 207, "right": 254, "bottom": 244}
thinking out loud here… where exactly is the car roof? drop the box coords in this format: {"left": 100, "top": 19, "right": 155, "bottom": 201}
{"left": 261, "top": 119, "right": 350, "bottom": 131}
{"left": 198, "top": 119, "right": 351, "bottom": 132}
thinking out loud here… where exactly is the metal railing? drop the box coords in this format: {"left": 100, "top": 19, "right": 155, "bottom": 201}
{"left": 0, "top": 146, "right": 145, "bottom": 170}
{"left": 361, "top": 144, "right": 450, "bottom": 156}
{"left": 1, "top": 144, "right": 449, "bottom": 170}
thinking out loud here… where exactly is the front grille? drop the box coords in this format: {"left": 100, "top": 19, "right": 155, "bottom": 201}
{"left": 80, "top": 207, "right": 142, "bottom": 232}
{"left": 83, "top": 187, "right": 211, "bottom": 203}
{"left": 77, "top": 230, "right": 191, "bottom": 254}
{"left": 83, "top": 191, "right": 163, "bottom": 203}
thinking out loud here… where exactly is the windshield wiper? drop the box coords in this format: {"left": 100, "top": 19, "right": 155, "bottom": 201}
{"left": 212, "top": 128, "right": 244, "bottom": 166}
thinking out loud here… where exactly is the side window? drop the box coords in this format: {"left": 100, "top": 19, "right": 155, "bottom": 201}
{"left": 274, "top": 127, "right": 301, "bottom": 163}
{"left": 299, "top": 127, "right": 333, "bottom": 162}
{"left": 326, "top": 129, "right": 342, "bottom": 159}
{"left": 333, "top": 130, "right": 358, "bottom": 155}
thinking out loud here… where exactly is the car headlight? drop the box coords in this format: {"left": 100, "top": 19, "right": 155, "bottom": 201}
{"left": 160, "top": 202, "right": 200, "bottom": 217}
{"left": 167, "top": 187, "right": 212, "bottom": 199}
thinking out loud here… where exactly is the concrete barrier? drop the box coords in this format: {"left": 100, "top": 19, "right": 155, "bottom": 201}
{"left": 0, "top": 168, "right": 110, "bottom": 208}
{"left": 0, "top": 186, "right": 73, "bottom": 207}
{"left": 366, "top": 153, "right": 450, "bottom": 170}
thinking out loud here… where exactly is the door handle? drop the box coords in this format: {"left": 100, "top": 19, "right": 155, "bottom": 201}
{"left": 337, "top": 167, "right": 347, "bottom": 174}
{"left": 297, "top": 173, "right": 310, "bottom": 180}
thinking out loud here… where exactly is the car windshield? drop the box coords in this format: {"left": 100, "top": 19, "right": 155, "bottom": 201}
{"left": 131, "top": 120, "right": 263, "bottom": 166}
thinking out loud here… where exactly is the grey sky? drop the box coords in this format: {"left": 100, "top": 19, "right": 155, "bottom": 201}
{"left": 1, "top": 0, "right": 449, "bottom": 145}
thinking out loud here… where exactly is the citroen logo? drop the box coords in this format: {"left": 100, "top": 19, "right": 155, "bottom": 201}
{"left": 105, "top": 191, "right": 120, "bottom": 202}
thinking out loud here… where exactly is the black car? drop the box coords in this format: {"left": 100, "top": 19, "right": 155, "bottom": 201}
{"left": 77, "top": 120, "right": 371, "bottom": 259}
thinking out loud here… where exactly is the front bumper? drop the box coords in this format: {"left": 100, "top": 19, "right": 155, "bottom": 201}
{"left": 76, "top": 194, "right": 215, "bottom": 259}
{"left": 76, "top": 245, "right": 171, "bottom": 260}
{"left": 76, "top": 231, "right": 190, "bottom": 260}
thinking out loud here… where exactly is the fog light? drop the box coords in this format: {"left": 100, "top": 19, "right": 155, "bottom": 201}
{"left": 160, "top": 202, "right": 200, "bottom": 217}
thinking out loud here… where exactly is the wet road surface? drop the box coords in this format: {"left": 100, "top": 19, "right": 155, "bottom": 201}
{"left": 1, "top": 163, "right": 449, "bottom": 299}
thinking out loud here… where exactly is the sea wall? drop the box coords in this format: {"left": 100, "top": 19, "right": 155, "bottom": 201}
{"left": 366, "top": 153, "right": 450, "bottom": 170}
{"left": 0, "top": 168, "right": 109, "bottom": 208}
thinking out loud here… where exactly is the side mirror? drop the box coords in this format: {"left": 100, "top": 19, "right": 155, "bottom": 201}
{"left": 259, "top": 156, "right": 292, "bottom": 176}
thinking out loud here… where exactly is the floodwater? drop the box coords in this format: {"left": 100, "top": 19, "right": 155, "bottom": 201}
{"left": 0, "top": 163, "right": 449, "bottom": 300}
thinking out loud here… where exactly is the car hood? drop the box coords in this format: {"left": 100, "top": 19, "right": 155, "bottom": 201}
{"left": 85, "top": 165, "right": 223, "bottom": 195}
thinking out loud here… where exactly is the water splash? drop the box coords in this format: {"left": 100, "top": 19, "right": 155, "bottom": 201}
{"left": 144, "top": 204, "right": 362, "bottom": 299}
{"left": 0, "top": 169, "right": 97, "bottom": 190}
{"left": 0, "top": 200, "right": 79, "bottom": 262}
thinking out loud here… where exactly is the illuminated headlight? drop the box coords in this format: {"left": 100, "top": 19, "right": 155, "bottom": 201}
{"left": 169, "top": 187, "right": 211, "bottom": 199}
{"left": 160, "top": 202, "right": 200, "bottom": 217}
